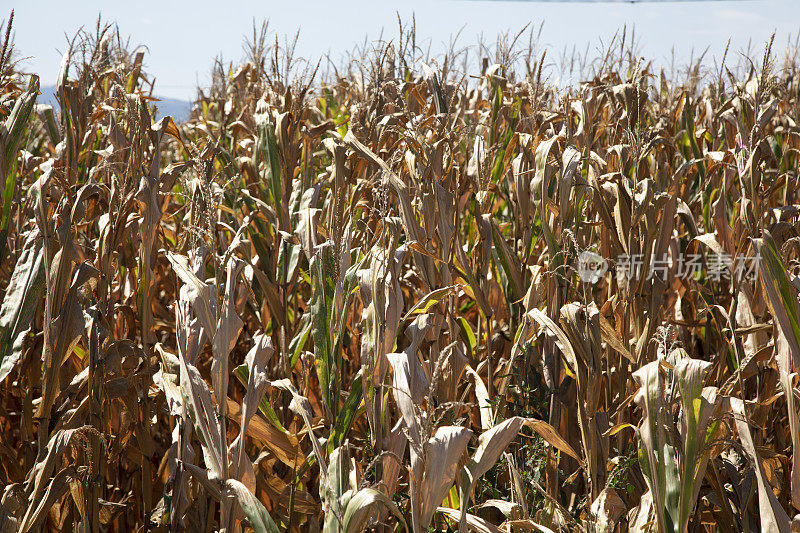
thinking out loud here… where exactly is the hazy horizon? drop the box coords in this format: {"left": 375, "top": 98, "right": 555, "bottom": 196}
{"left": 9, "top": 0, "right": 799, "bottom": 100}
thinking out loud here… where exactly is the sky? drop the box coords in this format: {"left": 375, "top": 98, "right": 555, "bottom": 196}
{"left": 7, "top": 0, "right": 800, "bottom": 100}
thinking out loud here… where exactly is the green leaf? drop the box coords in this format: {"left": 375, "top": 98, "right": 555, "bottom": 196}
{"left": 37, "top": 104, "right": 61, "bottom": 145}
{"left": 342, "top": 488, "right": 408, "bottom": 533}
{"left": 0, "top": 76, "right": 39, "bottom": 264}
{"left": 288, "top": 312, "right": 312, "bottom": 369}
{"left": 0, "top": 158, "right": 17, "bottom": 266}
{"left": 490, "top": 219, "right": 523, "bottom": 302}
{"left": 673, "top": 359, "right": 714, "bottom": 532}
{"left": 457, "top": 317, "right": 477, "bottom": 354}
{"left": 226, "top": 479, "right": 280, "bottom": 533}
{"left": 401, "top": 285, "right": 455, "bottom": 322}
{"left": 311, "top": 245, "right": 337, "bottom": 412}
{"left": 331, "top": 253, "right": 366, "bottom": 368}
{"left": 755, "top": 231, "right": 800, "bottom": 364}
{"left": 0, "top": 230, "right": 45, "bottom": 382}
{"left": 2, "top": 75, "right": 39, "bottom": 176}
{"left": 233, "top": 364, "right": 287, "bottom": 433}
{"left": 257, "top": 121, "right": 282, "bottom": 214}
{"left": 328, "top": 371, "right": 363, "bottom": 454}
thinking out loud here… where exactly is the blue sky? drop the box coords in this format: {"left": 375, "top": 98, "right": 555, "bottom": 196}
{"left": 8, "top": 0, "right": 799, "bottom": 100}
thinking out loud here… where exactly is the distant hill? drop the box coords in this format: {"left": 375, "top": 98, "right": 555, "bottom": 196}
{"left": 38, "top": 85, "right": 193, "bottom": 123}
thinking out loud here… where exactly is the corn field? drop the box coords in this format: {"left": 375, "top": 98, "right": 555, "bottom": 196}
{"left": 2, "top": 12, "right": 800, "bottom": 532}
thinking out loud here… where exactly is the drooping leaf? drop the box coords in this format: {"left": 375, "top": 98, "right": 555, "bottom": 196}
{"left": 0, "top": 230, "right": 45, "bottom": 382}
{"left": 226, "top": 479, "right": 280, "bottom": 533}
